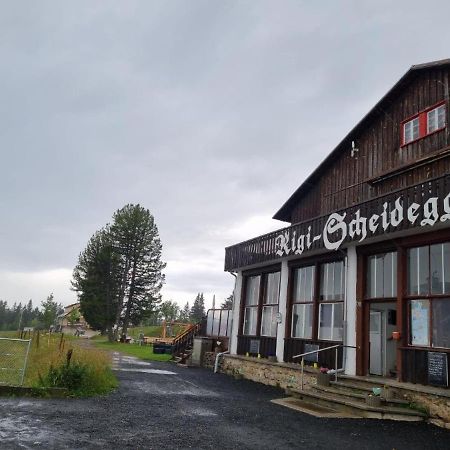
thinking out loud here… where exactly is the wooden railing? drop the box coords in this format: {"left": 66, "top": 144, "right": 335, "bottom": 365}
{"left": 171, "top": 323, "right": 201, "bottom": 357}
{"left": 225, "top": 174, "right": 450, "bottom": 271}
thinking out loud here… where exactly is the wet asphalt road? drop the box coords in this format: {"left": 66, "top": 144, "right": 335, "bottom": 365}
{"left": 1, "top": 353, "right": 450, "bottom": 450}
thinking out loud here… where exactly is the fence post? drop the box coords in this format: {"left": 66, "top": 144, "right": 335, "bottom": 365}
{"left": 20, "top": 339, "right": 32, "bottom": 386}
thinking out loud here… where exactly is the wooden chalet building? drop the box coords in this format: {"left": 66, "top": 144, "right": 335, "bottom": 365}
{"left": 225, "top": 59, "right": 450, "bottom": 388}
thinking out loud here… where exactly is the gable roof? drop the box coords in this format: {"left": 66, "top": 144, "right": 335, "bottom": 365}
{"left": 273, "top": 58, "right": 450, "bottom": 222}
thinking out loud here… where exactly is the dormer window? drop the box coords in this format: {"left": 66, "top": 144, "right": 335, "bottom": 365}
{"left": 401, "top": 101, "right": 446, "bottom": 146}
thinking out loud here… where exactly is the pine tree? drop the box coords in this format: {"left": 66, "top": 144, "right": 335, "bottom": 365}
{"left": 110, "top": 204, "right": 165, "bottom": 337}
{"left": 179, "top": 302, "right": 190, "bottom": 323}
{"left": 221, "top": 294, "right": 233, "bottom": 309}
{"left": 72, "top": 228, "right": 120, "bottom": 340}
{"left": 190, "top": 293, "right": 206, "bottom": 323}
{"left": 72, "top": 204, "right": 165, "bottom": 339}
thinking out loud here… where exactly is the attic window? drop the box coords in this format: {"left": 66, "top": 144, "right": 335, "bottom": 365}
{"left": 427, "top": 104, "right": 446, "bottom": 133}
{"left": 401, "top": 102, "right": 446, "bottom": 146}
{"left": 404, "top": 117, "right": 419, "bottom": 144}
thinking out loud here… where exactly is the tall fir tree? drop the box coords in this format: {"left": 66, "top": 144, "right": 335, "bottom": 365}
{"left": 110, "top": 204, "right": 165, "bottom": 337}
{"left": 190, "top": 293, "right": 206, "bottom": 323}
{"left": 72, "top": 228, "right": 120, "bottom": 340}
{"left": 72, "top": 204, "right": 165, "bottom": 339}
{"left": 179, "top": 302, "right": 190, "bottom": 323}
{"left": 221, "top": 294, "right": 233, "bottom": 309}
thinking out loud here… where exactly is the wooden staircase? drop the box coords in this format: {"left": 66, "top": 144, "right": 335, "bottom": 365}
{"left": 284, "top": 377, "right": 428, "bottom": 421}
{"left": 171, "top": 323, "right": 200, "bottom": 366}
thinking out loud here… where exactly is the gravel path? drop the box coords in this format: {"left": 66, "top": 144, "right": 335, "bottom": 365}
{"left": 1, "top": 352, "right": 449, "bottom": 449}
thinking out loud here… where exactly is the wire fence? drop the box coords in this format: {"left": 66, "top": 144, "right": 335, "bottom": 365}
{"left": 0, "top": 337, "right": 32, "bottom": 386}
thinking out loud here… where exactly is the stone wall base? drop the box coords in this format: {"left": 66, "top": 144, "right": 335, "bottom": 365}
{"left": 221, "top": 355, "right": 315, "bottom": 390}
{"left": 220, "top": 355, "right": 450, "bottom": 428}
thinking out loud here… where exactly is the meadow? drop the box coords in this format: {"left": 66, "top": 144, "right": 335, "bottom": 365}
{"left": 0, "top": 331, "right": 117, "bottom": 396}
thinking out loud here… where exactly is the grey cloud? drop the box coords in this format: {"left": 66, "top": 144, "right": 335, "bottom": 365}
{"left": 1, "top": 1, "right": 450, "bottom": 305}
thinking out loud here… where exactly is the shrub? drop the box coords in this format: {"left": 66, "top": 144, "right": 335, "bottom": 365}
{"left": 42, "top": 361, "right": 89, "bottom": 391}
{"left": 34, "top": 344, "right": 117, "bottom": 397}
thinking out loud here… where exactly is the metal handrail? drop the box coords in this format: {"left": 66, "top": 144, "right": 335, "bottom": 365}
{"left": 293, "top": 344, "right": 357, "bottom": 390}
{"left": 292, "top": 344, "right": 340, "bottom": 360}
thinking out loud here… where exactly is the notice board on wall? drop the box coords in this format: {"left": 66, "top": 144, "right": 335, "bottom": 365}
{"left": 427, "top": 352, "right": 448, "bottom": 387}
{"left": 249, "top": 339, "right": 260, "bottom": 355}
{"left": 304, "top": 344, "right": 319, "bottom": 363}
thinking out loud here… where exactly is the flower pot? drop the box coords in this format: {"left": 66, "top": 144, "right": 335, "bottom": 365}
{"left": 366, "top": 395, "right": 381, "bottom": 407}
{"left": 392, "top": 331, "right": 401, "bottom": 340}
{"left": 317, "top": 372, "right": 330, "bottom": 387}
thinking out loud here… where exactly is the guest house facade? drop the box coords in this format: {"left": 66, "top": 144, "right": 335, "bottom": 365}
{"left": 225, "top": 59, "right": 450, "bottom": 387}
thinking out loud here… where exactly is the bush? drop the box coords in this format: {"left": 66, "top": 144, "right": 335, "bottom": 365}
{"left": 37, "top": 347, "right": 117, "bottom": 397}
{"left": 42, "top": 361, "right": 89, "bottom": 391}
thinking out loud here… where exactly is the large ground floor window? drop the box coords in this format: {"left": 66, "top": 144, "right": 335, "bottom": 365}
{"left": 407, "top": 242, "right": 450, "bottom": 349}
{"left": 242, "top": 269, "right": 280, "bottom": 338}
{"left": 290, "top": 259, "right": 345, "bottom": 342}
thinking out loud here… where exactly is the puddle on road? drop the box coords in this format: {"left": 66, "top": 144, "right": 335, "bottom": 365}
{"left": 0, "top": 415, "right": 67, "bottom": 447}
{"left": 132, "top": 379, "right": 220, "bottom": 398}
{"left": 117, "top": 368, "right": 176, "bottom": 375}
{"left": 186, "top": 407, "right": 218, "bottom": 417}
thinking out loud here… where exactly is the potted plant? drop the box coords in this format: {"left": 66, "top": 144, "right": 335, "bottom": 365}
{"left": 366, "top": 393, "right": 381, "bottom": 407}
{"left": 317, "top": 367, "right": 330, "bottom": 386}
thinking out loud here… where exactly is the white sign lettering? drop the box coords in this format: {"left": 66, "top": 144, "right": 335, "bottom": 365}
{"left": 274, "top": 194, "right": 450, "bottom": 257}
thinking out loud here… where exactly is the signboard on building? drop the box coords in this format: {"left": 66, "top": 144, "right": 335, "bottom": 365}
{"left": 249, "top": 339, "right": 260, "bottom": 355}
{"left": 428, "top": 352, "right": 448, "bottom": 387}
{"left": 304, "top": 344, "right": 319, "bottom": 363}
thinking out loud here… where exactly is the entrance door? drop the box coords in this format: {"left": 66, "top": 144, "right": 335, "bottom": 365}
{"left": 369, "top": 310, "right": 383, "bottom": 376}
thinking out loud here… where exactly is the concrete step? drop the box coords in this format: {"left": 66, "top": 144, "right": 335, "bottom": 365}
{"left": 271, "top": 397, "right": 360, "bottom": 419}
{"left": 286, "top": 388, "right": 426, "bottom": 421}
{"left": 313, "top": 384, "right": 410, "bottom": 407}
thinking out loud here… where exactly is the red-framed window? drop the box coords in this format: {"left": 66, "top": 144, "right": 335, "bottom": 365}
{"left": 401, "top": 101, "right": 446, "bottom": 146}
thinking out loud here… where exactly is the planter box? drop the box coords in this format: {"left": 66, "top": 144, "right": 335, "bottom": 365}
{"left": 366, "top": 395, "right": 382, "bottom": 407}
{"left": 316, "top": 372, "right": 330, "bottom": 387}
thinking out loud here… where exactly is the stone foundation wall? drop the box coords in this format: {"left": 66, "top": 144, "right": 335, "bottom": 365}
{"left": 220, "top": 355, "right": 450, "bottom": 428}
{"left": 221, "top": 355, "right": 315, "bottom": 390}
{"left": 203, "top": 352, "right": 216, "bottom": 370}
{"left": 405, "top": 392, "right": 450, "bottom": 429}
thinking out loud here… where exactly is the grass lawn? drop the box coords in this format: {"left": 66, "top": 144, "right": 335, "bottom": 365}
{"left": 91, "top": 337, "right": 172, "bottom": 362}
{"left": 0, "top": 331, "right": 117, "bottom": 396}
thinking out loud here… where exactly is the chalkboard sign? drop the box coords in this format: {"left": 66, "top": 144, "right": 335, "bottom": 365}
{"left": 304, "top": 344, "right": 319, "bottom": 363}
{"left": 249, "top": 339, "right": 260, "bottom": 355}
{"left": 428, "top": 352, "right": 448, "bottom": 387}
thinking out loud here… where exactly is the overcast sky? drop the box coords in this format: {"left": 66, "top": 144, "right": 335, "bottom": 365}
{"left": 1, "top": 1, "right": 450, "bottom": 310}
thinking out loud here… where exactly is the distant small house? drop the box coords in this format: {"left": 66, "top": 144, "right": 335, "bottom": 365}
{"left": 57, "top": 303, "right": 88, "bottom": 329}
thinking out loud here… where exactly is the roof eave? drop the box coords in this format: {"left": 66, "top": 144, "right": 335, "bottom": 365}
{"left": 273, "top": 58, "right": 450, "bottom": 223}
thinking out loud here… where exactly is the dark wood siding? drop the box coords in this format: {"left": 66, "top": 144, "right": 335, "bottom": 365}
{"left": 284, "top": 338, "right": 343, "bottom": 368}
{"left": 290, "top": 69, "right": 450, "bottom": 224}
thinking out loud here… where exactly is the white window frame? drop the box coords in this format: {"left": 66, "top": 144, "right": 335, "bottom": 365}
{"left": 427, "top": 104, "right": 446, "bottom": 134}
{"left": 404, "top": 116, "right": 420, "bottom": 144}
{"left": 318, "top": 302, "right": 343, "bottom": 341}
{"left": 291, "top": 303, "right": 313, "bottom": 339}
{"left": 243, "top": 307, "right": 257, "bottom": 336}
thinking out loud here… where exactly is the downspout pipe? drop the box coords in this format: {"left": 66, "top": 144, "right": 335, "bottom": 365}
{"left": 214, "top": 350, "right": 229, "bottom": 373}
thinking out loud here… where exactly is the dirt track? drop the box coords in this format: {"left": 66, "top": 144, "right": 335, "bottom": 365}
{"left": 1, "top": 352, "right": 449, "bottom": 449}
